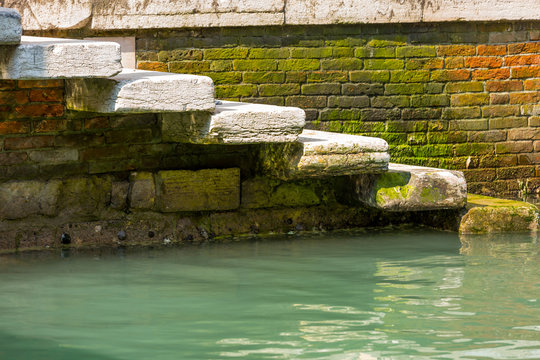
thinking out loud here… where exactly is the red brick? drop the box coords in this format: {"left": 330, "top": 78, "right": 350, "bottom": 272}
{"left": 472, "top": 68, "right": 510, "bottom": 80}
{"left": 0, "top": 81, "right": 16, "bottom": 90}
{"left": 0, "top": 90, "right": 28, "bottom": 105}
{"left": 507, "top": 42, "right": 540, "bottom": 54}
{"left": 14, "top": 104, "right": 64, "bottom": 118}
{"left": 137, "top": 61, "right": 168, "bottom": 72}
{"left": 0, "top": 152, "right": 28, "bottom": 166}
{"left": 17, "top": 80, "right": 64, "bottom": 88}
{"left": 84, "top": 117, "right": 110, "bottom": 130}
{"left": 444, "top": 57, "right": 464, "bottom": 69}
{"left": 485, "top": 80, "right": 523, "bottom": 92}
{"left": 477, "top": 44, "right": 506, "bottom": 56}
{"left": 509, "top": 92, "right": 540, "bottom": 104}
{"left": 464, "top": 56, "right": 503, "bottom": 68}
{"left": 0, "top": 121, "right": 30, "bottom": 135}
{"left": 524, "top": 79, "right": 540, "bottom": 90}
{"left": 505, "top": 54, "right": 540, "bottom": 66}
{"left": 29, "top": 89, "right": 64, "bottom": 102}
{"left": 437, "top": 45, "right": 476, "bottom": 56}
{"left": 511, "top": 66, "right": 540, "bottom": 78}
{"left": 3, "top": 136, "right": 54, "bottom": 150}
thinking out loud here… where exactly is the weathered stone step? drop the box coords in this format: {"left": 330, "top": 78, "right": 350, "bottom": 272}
{"left": 354, "top": 163, "right": 467, "bottom": 211}
{"left": 259, "top": 129, "right": 390, "bottom": 179}
{"left": 66, "top": 69, "right": 215, "bottom": 113}
{"left": 0, "top": 7, "right": 21, "bottom": 45}
{"left": 0, "top": 36, "right": 122, "bottom": 79}
{"left": 161, "top": 101, "right": 305, "bottom": 144}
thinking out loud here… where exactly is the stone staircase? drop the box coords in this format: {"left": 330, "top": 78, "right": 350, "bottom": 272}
{"left": 0, "top": 7, "right": 467, "bottom": 245}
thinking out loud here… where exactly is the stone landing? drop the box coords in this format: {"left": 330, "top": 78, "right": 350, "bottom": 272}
{"left": 0, "top": 7, "right": 21, "bottom": 45}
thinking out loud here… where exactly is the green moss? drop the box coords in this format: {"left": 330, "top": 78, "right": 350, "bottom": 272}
{"left": 374, "top": 172, "right": 415, "bottom": 204}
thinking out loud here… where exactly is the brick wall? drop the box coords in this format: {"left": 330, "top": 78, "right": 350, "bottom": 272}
{"left": 133, "top": 22, "right": 540, "bottom": 198}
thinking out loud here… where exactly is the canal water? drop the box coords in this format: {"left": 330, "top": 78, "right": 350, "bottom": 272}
{"left": 0, "top": 228, "right": 538, "bottom": 359}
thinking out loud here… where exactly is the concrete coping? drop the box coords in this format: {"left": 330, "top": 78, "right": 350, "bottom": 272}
{"left": 299, "top": 130, "right": 389, "bottom": 155}
{"left": 0, "top": 36, "right": 122, "bottom": 79}
{"left": 66, "top": 69, "right": 216, "bottom": 113}
{"left": 0, "top": 7, "right": 21, "bottom": 45}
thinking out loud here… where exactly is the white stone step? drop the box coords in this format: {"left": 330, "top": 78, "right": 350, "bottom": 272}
{"left": 0, "top": 36, "right": 122, "bottom": 79}
{"left": 354, "top": 163, "right": 467, "bottom": 211}
{"left": 259, "top": 130, "right": 390, "bottom": 179}
{"left": 161, "top": 101, "right": 305, "bottom": 144}
{"left": 0, "top": 7, "right": 21, "bottom": 45}
{"left": 66, "top": 69, "right": 215, "bottom": 113}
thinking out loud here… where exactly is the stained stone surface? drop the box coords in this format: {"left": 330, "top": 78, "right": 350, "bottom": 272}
{"left": 161, "top": 101, "right": 305, "bottom": 144}
{"left": 128, "top": 172, "right": 156, "bottom": 210}
{"left": 66, "top": 69, "right": 215, "bottom": 113}
{"left": 0, "top": 7, "right": 21, "bottom": 45}
{"left": 354, "top": 163, "right": 467, "bottom": 212}
{"left": 0, "top": 36, "right": 122, "bottom": 79}
{"left": 0, "top": 180, "right": 61, "bottom": 219}
{"left": 259, "top": 130, "right": 390, "bottom": 180}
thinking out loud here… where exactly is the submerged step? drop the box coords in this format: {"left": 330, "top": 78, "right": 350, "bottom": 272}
{"left": 0, "top": 7, "right": 21, "bottom": 45}
{"left": 66, "top": 69, "right": 215, "bottom": 113}
{"left": 161, "top": 101, "right": 305, "bottom": 144}
{"left": 0, "top": 36, "right": 122, "bottom": 79}
{"left": 259, "top": 130, "right": 390, "bottom": 180}
{"left": 354, "top": 163, "right": 467, "bottom": 211}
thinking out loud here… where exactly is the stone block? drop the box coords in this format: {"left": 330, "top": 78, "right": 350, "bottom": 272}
{"left": 0, "top": 36, "right": 122, "bottom": 79}
{"left": 354, "top": 163, "right": 467, "bottom": 211}
{"left": 241, "top": 177, "right": 320, "bottom": 209}
{"left": 66, "top": 69, "right": 215, "bottom": 113}
{"left": 0, "top": 179, "right": 61, "bottom": 219}
{"left": 156, "top": 168, "right": 240, "bottom": 212}
{"left": 161, "top": 101, "right": 305, "bottom": 144}
{"left": 129, "top": 172, "right": 156, "bottom": 210}
{"left": 0, "top": 7, "right": 21, "bottom": 45}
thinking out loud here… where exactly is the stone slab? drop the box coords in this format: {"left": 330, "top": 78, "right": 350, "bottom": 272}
{"left": 0, "top": 36, "right": 122, "bottom": 80}
{"left": 459, "top": 194, "right": 539, "bottom": 234}
{"left": 156, "top": 168, "right": 240, "bottom": 212}
{"left": 66, "top": 69, "right": 215, "bottom": 113}
{"left": 354, "top": 163, "right": 467, "bottom": 212}
{"left": 161, "top": 101, "right": 305, "bottom": 144}
{"left": 259, "top": 130, "right": 389, "bottom": 180}
{"left": 0, "top": 7, "right": 21, "bottom": 44}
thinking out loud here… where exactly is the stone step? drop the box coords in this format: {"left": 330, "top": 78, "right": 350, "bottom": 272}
{"left": 0, "top": 7, "right": 21, "bottom": 45}
{"left": 66, "top": 69, "right": 215, "bottom": 113}
{"left": 161, "top": 100, "right": 305, "bottom": 144}
{"left": 0, "top": 36, "right": 122, "bottom": 79}
{"left": 259, "top": 130, "right": 390, "bottom": 180}
{"left": 353, "top": 163, "right": 467, "bottom": 211}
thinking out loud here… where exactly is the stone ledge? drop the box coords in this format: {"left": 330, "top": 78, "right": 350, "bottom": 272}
{"left": 354, "top": 163, "right": 467, "bottom": 211}
{"left": 66, "top": 69, "right": 215, "bottom": 113}
{"left": 0, "top": 36, "right": 122, "bottom": 79}
{"left": 161, "top": 101, "right": 305, "bottom": 144}
{"left": 0, "top": 7, "right": 21, "bottom": 45}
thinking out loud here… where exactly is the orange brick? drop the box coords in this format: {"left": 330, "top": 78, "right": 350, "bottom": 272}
{"left": 485, "top": 80, "right": 523, "bottom": 92}
{"left": 29, "top": 88, "right": 64, "bottom": 102}
{"left": 430, "top": 69, "right": 470, "bottom": 81}
{"left": 437, "top": 45, "right": 476, "bottom": 56}
{"left": 511, "top": 66, "right": 540, "bottom": 78}
{"left": 505, "top": 54, "right": 540, "bottom": 66}
{"left": 524, "top": 79, "right": 540, "bottom": 90}
{"left": 509, "top": 92, "right": 540, "bottom": 104}
{"left": 507, "top": 42, "right": 540, "bottom": 54}
{"left": 137, "top": 61, "right": 168, "bottom": 72}
{"left": 15, "top": 104, "right": 64, "bottom": 118}
{"left": 0, "top": 121, "right": 31, "bottom": 135}
{"left": 17, "top": 80, "right": 64, "bottom": 88}
{"left": 444, "top": 57, "right": 464, "bottom": 69}
{"left": 0, "top": 80, "right": 16, "bottom": 90}
{"left": 464, "top": 56, "right": 503, "bottom": 68}
{"left": 472, "top": 68, "right": 510, "bottom": 80}
{"left": 0, "top": 90, "right": 28, "bottom": 105}
{"left": 477, "top": 45, "right": 507, "bottom": 56}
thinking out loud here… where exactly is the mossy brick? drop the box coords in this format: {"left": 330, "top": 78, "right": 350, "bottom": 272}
{"left": 200, "top": 72, "right": 242, "bottom": 85}
{"left": 442, "top": 106, "right": 482, "bottom": 119}
{"left": 406, "top": 58, "right": 444, "bottom": 70}
{"left": 357, "top": 47, "right": 396, "bottom": 58}
{"left": 451, "top": 93, "right": 489, "bottom": 106}
{"left": 286, "top": 96, "right": 327, "bottom": 108}
{"left": 396, "top": 46, "right": 437, "bottom": 58}
{"left": 324, "top": 120, "right": 385, "bottom": 134}
{"left": 367, "top": 36, "right": 407, "bottom": 47}
{"left": 364, "top": 59, "right": 404, "bottom": 70}
{"left": 477, "top": 44, "right": 507, "bottom": 56}
{"left": 349, "top": 70, "right": 390, "bottom": 83}
{"left": 507, "top": 127, "right": 540, "bottom": 140}
{"left": 324, "top": 37, "right": 366, "bottom": 47}
{"left": 301, "top": 83, "right": 341, "bottom": 95}
{"left": 444, "top": 57, "right": 464, "bottom": 69}
{"left": 509, "top": 92, "right": 540, "bottom": 105}
{"left": 128, "top": 172, "right": 156, "bottom": 210}
{"left": 524, "top": 79, "right": 540, "bottom": 90}
{"left": 320, "top": 108, "right": 363, "bottom": 121}
{"left": 157, "top": 168, "right": 240, "bottom": 212}
{"left": 430, "top": 70, "right": 470, "bottom": 81}
{"left": 455, "top": 143, "right": 495, "bottom": 156}
{"left": 210, "top": 60, "right": 233, "bottom": 72}
{"left": 482, "top": 105, "right": 520, "bottom": 118}
{"left": 489, "top": 31, "right": 528, "bottom": 43}
{"left": 489, "top": 117, "right": 528, "bottom": 129}
{"left": 258, "top": 84, "right": 300, "bottom": 96}
{"left": 375, "top": 132, "right": 408, "bottom": 144}
{"left": 437, "top": 45, "right": 476, "bottom": 56}
{"left": 507, "top": 42, "right": 540, "bottom": 54}
{"left": 342, "top": 83, "right": 384, "bottom": 95}
{"left": 427, "top": 131, "right": 467, "bottom": 144}
{"left": 386, "top": 120, "right": 428, "bottom": 132}
{"left": 277, "top": 59, "right": 320, "bottom": 71}
{"left": 464, "top": 56, "right": 503, "bottom": 68}
{"left": 511, "top": 66, "right": 540, "bottom": 79}
{"left": 137, "top": 51, "right": 158, "bottom": 61}
{"left": 424, "top": 82, "right": 444, "bottom": 94}
{"left": 390, "top": 70, "right": 429, "bottom": 83}
{"left": 361, "top": 108, "right": 401, "bottom": 121}
{"left": 472, "top": 68, "right": 510, "bottom": 80}
{"left": 291, "top": 47, "right": 333, "bottom": 58}
{"left": 157, "top": 49, "right": 203, "bottom": 61}
{"left": 496, "top": 166, "right": 536, "bottom": 180}
{"left": 389, "top": 145, "right": 415, "bottom": 157}
{"left": 242, "top": 97, "right": 284, "bottom": 106}
{"left": 405, "top": 133, "right": 428, "bottom": 145}
{"left": 384, "top": 83, "right": 423, "bottom": 95}
{"left": 462, "top": 168, "right": 497, "bottom": 182}
{"left": 168, "top": 61, "right": 211, "bottom": 73}
{"left": 321, "top": 58, "right": 363, "bottom": 70}
{"left": 445, "top": 82, "right": 484, "bottom": 93}
{"left": 137, "top": 61, "right": 168, "bottom": 72}
{"left": 233, "top": 59, "right": 277, "bottom": 71}
{"left": 371, "top": 96, "right": 409, "bottom": 108}
{"left": 468, "top": 130, "right": 507, "bottom": 143}
{"left": 242, "top": 72, "right": 285, "bottom": 84}
{"left": 495, "top": 141, "right": 533, "bottom": 154}
{"left": 521, "top": 105, "right": 540, "bottom": 116}
{"left": 448, "top": 119, "right": 488, "bottom": 131}
{"left": 286, "top": 71, "right": 307, "bottom": 83}
{"left": 327, "top": 96, "right": 370, "bottom": 108}
{"left": 412, "top": 144, "right": 454, "bottom": 157}
{"left": 203, "top": 48, "right": 249, "bottom": 60}
{"left": 215, "top": 85, "right": 257, "bottom": 98}
{"left": 530, "top": 116, "right": 540, "bottom": 127}
{"left": 402, "top": 107, "right": 442, "bottom": 120}
{"left": 409, "top": 32, "right": 448, "bottom": 44}
{"left": 247, "top": 48, "right": 289, "bottom": 59}
{"left": 282, "top": 38, "right": 324, "bottom": 47}
{"left": 411, "top": 94, "right": 449, "bottom": 107}
{"left": 333, "top": 47, "right": 354, "bottom": 57}
{"left": 307, "top": 71, "right": 348, "bottom": 83}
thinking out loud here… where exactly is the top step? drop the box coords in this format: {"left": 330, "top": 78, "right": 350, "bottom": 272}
{"left": 0, "top": 7, "right": 21, "bottom": 45}
{"left": 0, "top": 36, "right": 122, "bottom": 79}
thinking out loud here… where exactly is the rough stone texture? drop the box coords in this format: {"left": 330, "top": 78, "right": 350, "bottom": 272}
{"left": 459, "top": 194, "right": 539, "bottom": 234}
{"left": 0, "top": 180, "right": 61, "bottom": 219}
{"left": 66, "top": 69, "right": 215, "bottom": 113}
{"left": 0, "top": 7, "right": 21, "bottom": 44}
{"left": 354, "top": 163, "right": 467, "bottom": 211}
{"left": 259, "top": 130, "right": 389, "bottom": 180}
{"left": 241, "top": 177, "right": 321, "bottom": 209}
{"left": 0, "top": 36, "right": 122, "bottom": 79}
{"left": 161, "top": 101, "right": 304, "bottom": 144}
{"left": 128, "top": 172, "right": 156, "bottom": 210}
{"left": 156, "top": 168, "right": 240, "bottom": 212}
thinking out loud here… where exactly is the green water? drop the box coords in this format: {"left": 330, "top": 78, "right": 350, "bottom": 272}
{"left": 0, "top": 229, "right": 538, "bottom": 359}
